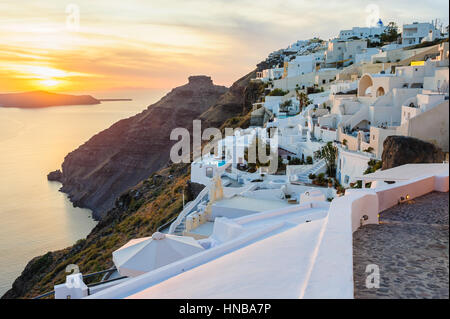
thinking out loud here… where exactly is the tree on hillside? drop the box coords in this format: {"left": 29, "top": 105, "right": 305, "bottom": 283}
{"left": 295, "top": 89, "right": 312, "bottom": 113}
{"left": 244, "top": 136, "right": 277, "bottom": 172}
{"left": 314, "top": 141, "right": 338, "bottom": 177}
{"left": 268, "top": 88, "right": 289, "bottom": 96}
{"left": 380, "top": 22, "right": 399, "bottom": 44}
{"left": 279, "top": 100, "right": 292, "bottom": 113}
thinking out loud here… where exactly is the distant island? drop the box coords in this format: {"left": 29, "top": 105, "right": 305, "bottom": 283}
{"left": 0, "top": 90, "right": 100, "bottom": 108}
{"left": 98, "top": 98, "right": 133, "bottom": 102}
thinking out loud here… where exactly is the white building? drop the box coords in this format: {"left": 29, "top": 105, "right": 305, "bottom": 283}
{"left": 332, "top": 53, "right": 449, "bottom": 186}
{"left": 283, "top": 55, "right": 315, "bottom": 78}
{"left": 337, "top": 146, "right": 375, "bottom": 187}
{"left": 402, "top": 22, "right": 442, "bottom": 45}
{"left": 263, "top": 94, "right": 300, "bottom": 117}
{"left": 355, "top": 48, "right": 381, "bottom": 64}
{"left": 325, "top": 39, "right": 368, "bottom": 67}
{"left": 338, "top": 21, "right": 386, "bottom": 43}
{"left": 256, "top": 67, "right": 284, "bottom": 81}
{"left": 271, "top": 68, "right": 339, "bottom": 91}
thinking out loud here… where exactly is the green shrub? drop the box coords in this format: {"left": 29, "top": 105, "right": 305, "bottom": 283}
{"left": 289, "top": 158, "right": 303, "bottom": 165}
{"left": 267, "top": 88, "right": 289, "bottom": 96}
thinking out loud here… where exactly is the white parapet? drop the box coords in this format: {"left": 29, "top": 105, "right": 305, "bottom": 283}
{"left": 54, "top": 273, "right": 88, "bottom": 299}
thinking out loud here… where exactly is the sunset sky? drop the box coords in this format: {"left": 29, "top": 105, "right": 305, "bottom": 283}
{"left": 1, "top": 0, "right": 448, "bottom": 92}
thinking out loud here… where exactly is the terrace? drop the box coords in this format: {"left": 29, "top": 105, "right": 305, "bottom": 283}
{"left": 353, "top": 191, "right": 449, "bottom": 298}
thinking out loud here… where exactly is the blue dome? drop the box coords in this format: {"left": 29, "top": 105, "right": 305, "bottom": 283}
{"left": 377, "top": 19, "right": 384, "bottom": 27}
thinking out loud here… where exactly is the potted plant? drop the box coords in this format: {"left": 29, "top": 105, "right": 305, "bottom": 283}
{"left": 327, "top": 178, "right": 333, "bottom": 188}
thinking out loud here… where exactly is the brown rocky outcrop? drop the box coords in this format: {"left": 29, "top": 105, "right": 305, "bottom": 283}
{"left": 199, "top": 71, "right": 258, "bottom": 128}
{"left": 382, "top": 136, "right": 445, "bottom": 170}
{"left": 47, "top": 170, "right": 63, "bottom": 182}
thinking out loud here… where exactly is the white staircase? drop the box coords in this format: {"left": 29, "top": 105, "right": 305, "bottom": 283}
{"left": 173, "top": 220, "right": 186, "bottom": 236}
{"left": 342, "top": 105, "right": 369, "bottom": 130}
{"left": 293, "top": 159, "right": 326, "bottom": 183}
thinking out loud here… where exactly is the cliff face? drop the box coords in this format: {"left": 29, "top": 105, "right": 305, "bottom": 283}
{"left": 3, "top": 71, "right": 263, "bottom": 299}
{"left": 200, "top": 71, "right": 259, "bottom": 128}
{"left": 382, "top": 136, "right": 445, "bottom": 170}
{"left": 59, "top": 76, "right": 227, "bottom": 219}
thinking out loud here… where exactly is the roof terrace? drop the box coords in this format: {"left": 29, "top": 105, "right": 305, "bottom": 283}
{"left": 353, "top": 191, "right": 449, "bottom": 298}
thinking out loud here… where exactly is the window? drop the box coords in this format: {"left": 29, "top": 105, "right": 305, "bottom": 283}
{"left": 372, "top": 135, "right": 375, "bottom": 140}
{"left": 344, "top": 175, "right": 350, "bottom": 184}
{"left": 206, "top": 167, "right": 213, "bottom": 178}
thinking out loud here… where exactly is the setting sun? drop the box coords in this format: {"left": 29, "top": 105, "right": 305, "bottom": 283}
{"left": 38, "top": 79, "right": 60, "bottom": 87}
{"left": 25, "top": 66, "right": 69, "bottom": 79}
{"left": 0, "top": 63, "right": 96, "bottom": 92}
{"left": 26, "top": 66, "right": 66, "bottom": 88}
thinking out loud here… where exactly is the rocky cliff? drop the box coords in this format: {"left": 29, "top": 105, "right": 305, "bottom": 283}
{"left": 3, "top": 71, "right": 263, "bottom": 299}
{"left": 57, "top": 76, "right": 227, "bottom": 219}
{"left": 382, "top": 136, "right": 445, "bottom": 170}
{"left": 199, "top": 71, "right": 261, "bottom": 128}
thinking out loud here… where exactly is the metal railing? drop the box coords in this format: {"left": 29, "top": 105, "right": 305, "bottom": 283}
{"left": 87, "top": 275, "right": 128, "bottom": 288}
{"left": 32, "top": 267, "right": 117, "bottom": 299}
{"left": 156, "top": 215, "right": 178, "bottom": 232}
{"left": 168, "top": 187, "right": 209, "bottom": 234}
{"left": 32, "top": 290, "right": 55, "bottom": 299}
{"left": 82, "top": 267, "right": 116, "bottom": 279}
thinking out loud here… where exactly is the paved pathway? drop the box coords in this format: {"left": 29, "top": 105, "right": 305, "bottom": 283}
{"left": 353, "top": 191, "right": 449, "bottom": 299}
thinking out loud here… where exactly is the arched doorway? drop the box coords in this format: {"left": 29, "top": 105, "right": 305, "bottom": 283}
{"left": 376, "top": 87, "right": 385, "bottom": 97}
{"left": 358, "top": 74, "right": 374, "bottom": 97}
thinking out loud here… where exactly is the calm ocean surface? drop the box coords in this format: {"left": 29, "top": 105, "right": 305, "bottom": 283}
{"left": 0, "top": 89, "right": 167, "bottom": 295}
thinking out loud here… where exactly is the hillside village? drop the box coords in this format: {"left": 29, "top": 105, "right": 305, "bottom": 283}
{"left": 34, "top": 20, "right": 449, "bottom": 299}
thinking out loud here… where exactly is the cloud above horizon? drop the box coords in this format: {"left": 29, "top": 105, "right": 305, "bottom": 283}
{"left": 0, "top": 0, "right": 448, "bottom": 92}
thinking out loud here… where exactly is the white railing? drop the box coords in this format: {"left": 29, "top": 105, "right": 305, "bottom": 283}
{"left": 168, "top": 186, "right": 210, "bottom": 234}
{"left": 307, "top": 159, "right": 326, "bottom": 175}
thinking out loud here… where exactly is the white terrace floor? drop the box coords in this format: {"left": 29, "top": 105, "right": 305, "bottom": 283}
{"left": 213, "top": 195, "right": 291, "bottom": 212}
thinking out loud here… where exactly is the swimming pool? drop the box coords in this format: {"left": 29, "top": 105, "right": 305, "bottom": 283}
{"left": 278, "top": 114, "right": 296, "bottom": 119}
{"left": 217, "top": 160, "right": 227, "bottom": 167}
